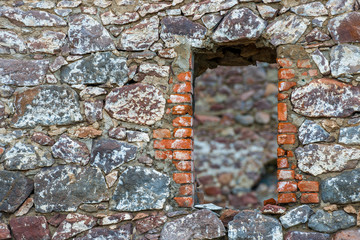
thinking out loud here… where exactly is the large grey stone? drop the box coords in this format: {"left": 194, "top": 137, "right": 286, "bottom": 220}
{"left": 339, "top": 125, "right": 360, "bottom": 144}
{"left": 3, "top": 142, "right": 54, "bottom": 170}
{"left": 110, "top": 166, "right": 170, "bottom": 211}
{"left": 52, "top": 135, "right": 90, "bottom": 165}
{"left": 0, "top": 30, "right": 26, "bottom": 54}
{"left": 228, "top": 210, "right": 283, "bottom": 240}
{"left": 11, "top": 85, "right": 83, "bottom": 128}
{"left": 160, "top": 16, "right": 207, "bottom": 48}
{"left": 291, "top": 2, "right": 328, "bottom": 16}
{"left": 296, "top": 144, "right": 360, "bottom": 176}
{"left": 280, "top": 205, "right": 313, "bottom": 229}
{"left": 328, "top": 12, "right": 360, "bottom": 43}
{"left": 118, "top": 16, "right": 159, "bottom": 51}
{"left": 308, "top": 210, "right": 355, "bottom": 233}
{"left": 330, "top": 44, "right": 360, "bottom": 77}
{"left": 321, "top": 169, "right": 360, "bottom": 204}
{"left": 0, "top": 171, "right": 33, "bottom": 213}
{"left": 298, "top": 120, "right": 329, "bottom": 144}
{"left": 291, "top": 79, "right": 360, "bottom": 117}
{"left": 0, "top": 6, "right": 66, "bottom": 26}
{"left": 104, "top": 84, "right": 166, "bottom": 125}
{"left": 311, "top": 49, "right": 331, "bottom": 75}
{"left": 34, "top": 165, "right": 108, "bottom": 213}
{"left": 60, "top": 52, "right": 128, "bottom": 86}
{"left": 212, "top": 8, "right": 266, "bottom": 43}
{"left": 160, "top": 209, "right": 226, "bottom": 240}
{"left": 264, "top": 14, "right": 309, "bottom": 46}
{"left": 90, "top": 139, "right": 138, "bottom": 174}
{"left": 0, "top": 59, "right": 49, "bottom": 86}
{"left": 326, "top": 0, "right": 355, "bottom": 16}
{"left": 68, "top": 14, "right": 115, "bottom": 55}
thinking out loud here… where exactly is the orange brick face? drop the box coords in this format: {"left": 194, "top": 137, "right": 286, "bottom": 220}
{"left": 277, "top": 148, "right": 286, "bottom": 156}
{"left": 278, "top": 103, "right": 287, "bottom": 121}
{"left": 278, "top": 81, "right": 296, "bottom": 91}
{"left": 173, "top": 150, "right": 192, "bottom": 160}
{"left": 278, "top": 93, "right": 289, "bottom": 101}
{"left": 179, "top": 184, "right": 194, "bottom": 196}
{"left": 155, "top": 150, "right": 172, "bottom": 160}
{"left": 277, "top": 134, "right": 296, "bottom": 145}
{"left": 278, "top": 123, "right": 297, "bottom": 133}
{"left": 173, "top": 172, "right": 193, "bottom": 184}
{"left": 173, "top": 117, "right": 193, "bottom": 127}
{"left": 298, "top": 181, "right": 319, "bottom": 192}
{"left": 177, "top": 72, "right": 192, "bottom": 82}
{"left": 277, "top": 181, "right": 297, "bottom": 192}
{"left": 168, "top": 94, "right": 192, "bottom": 103}
{"left": 173, "top": 161, "right": 193, "bottom": 171}
{"left": 174, "top": 128, "right": 193, "bottom": 138}
{"left": 278, "top": 193, "right": 296, "bottom": 203}
{"left": 154, "top": 139, "right": 193, "bottom": 149}
{"left": 172, "top": 105, "right": 193, "bottom": 115}
{"left": 277, "top": 157, "right": 289, "bottom": 168}
{"left": 300, "top": 193, "right": 319, "bottom": 203}
{"left": 278, "top": 69, "right": 295, "bottom": 79}
{"left": 173, "top": 82, "right": 192, "bottom": 93}
{"left": 277, "top": 58, "right": 293, "bottom": 67}
{"left": 277, "top": 170, "right": 295, "bottom": 180}
{"left": 153, "top": 129, "right": 171, "bottom": 139}
{"left": 297, "top": 59, "right": 312, "bottom": 68}
{"left": 174, "top": 197, "right": 194, "bottom": 207}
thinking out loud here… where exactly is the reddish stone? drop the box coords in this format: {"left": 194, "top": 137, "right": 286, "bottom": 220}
{"left": 153, "top": 129, "right": 171, "bottom": 139}
{"left": 333, "top": 229, "right": 360, "bottom": 240}
{"left": 155, "top": 150, "right": 172, "bottom": 160}
{"left": 278, "top": 93, "right": 289, "bottom": 100}
{"left": 277, "top": 58, "right": 293, "bottom": 67}
{"left": 84, "top": 99, "right": 103, "bottom": 123}
{"left": 173, "top": 82, "right": 192, "bottom": 93}
{"left": 172, "top": 105, "right": 193, "bottom": 115}
{"left": 154, "top": 139, "right": 192, "bottom": 149}
{"left": 263, "top": 198, "right": 277, "bottom": 206}
{"left": 174, "top": 128, "right": 193, "bottom": 138}
{"left": 31, "top": 132, "right": 55, "bottom": 146}
{"left": 278, "top": 103, "right": 287, "bottom": 121}
{"left": 277, "top": 170, "right": 295, "bottom": 180}
{"left": 328, "top": 12, "right": 360, "bottom": 43}
{"left": 277, "top": 181, "right": 297, "bottom": 192}
{"left": 219, "top": 209, "right": 240, "bottom": 227}
{"left": 277, "top": 148, "right": 286, "bottom": 156}
{"left": 278, "top": 81, "right": 297, "bottom": 91}
{"left": 278, "top": 123, "right": 297, "bottom": 133}
{"left": 278, "top": 134, "right": 296, "bottom": 145}
{"left": 179, "top": 184, "right": 194, "bottom": 196}
{"left": 74, "top": 126, "right": 102, "bottom": 138}
{"left": 174, "top": 197, "right": 194, "bottom": 207}
{"left": 173, "top": 173, "right": 193, "bottom": 184}
{"left": 177, "top": 72, "right": 191, "bottom": 82}
{"left": 277, "top": 157, "right": 289, "bottom": 168}
{"left": 298, "top": 181, "right": 319, "bottom": 192}
{"left": 198, "top": 175, "right": 214, "bottom": 185}
{"left": 285, "top": 231, "right": 331, "bottom": 240}
{"left": 135, "top": 215, "right": 167, "bottom": 234}
{"left": 218, "top": 172, "right": 233, "bottom": 185}
{"left": 305, "top": 28, "right": 331, "bottom": 43}
{"left": 108, "top": 127, "right": 126, "bottom": 140}
{"left": 173, "top": 117, "right": 193, "bottom": 127}
{"left": 173, "top": 150, "right": 192, "bottom": 160}
{"left": 204, "top": 186, "right": 222, "bottom": 196}
{"left": 297, "top": 59, "right": 312, "bottom": 68}
{"left": 300, "top": 193, "right": 319, "bottom": 203}
{"left": 0, "top": 223, "right": 11, "bottom": 240}
{"left": 173, "top": 161, "right": 192, "bottom": 171}
{"left": 261, "top": 204, "right": 286, "bottom": 214}
{"left": 167, "top": 94, "right": 192, "bottom": 103}
{"left": 48, "top": 214, "right": 67, "bottom": 227}
{"left": 278, "top": 69, "right": 295, "bottom": 79}
{"left": 287, "top": 150, "right": 294, "bottom": 157}
{"left": 10, "top": 216, "right": 50, "bottom": 240}
{"left": 278, "top": 193, "right": 297, "bottom": 204}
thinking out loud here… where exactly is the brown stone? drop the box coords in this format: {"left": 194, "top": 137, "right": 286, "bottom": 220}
{"left": 305, "top": 28, "right": 331, "bottom": 43}
{"left": 261, "top": 204, "right": 286, "bottom": 214}
{"left": 31, "top": 132, "right": 55, "bottom": 146}
{"left": 14, "top": 198, "right": 34, "bottom": 217}
{"left": 135, "top": 215, "right": 167, "bottom": 234}
{"left": 48, "top": 214, "right": 67, "bottom": 227}
{"left": 9, "top": 216, "right": 50, "bottom": 240}
{"left": 0, "top": 30, "right": 26, "bottom": 54}
{"left": 0, "top": 223, "right": 11, "bottom": 240}
{"left": 74, "top": 126, "right": 102, "bottom": 138}
{"left": 27, "top": 31, "right": 66, "bottom": 54}
{"left": 333, "top": 229, "right": 360, "bottom": 240}
{"left": 328, "top": 12, "right": 360, "bottom": 43}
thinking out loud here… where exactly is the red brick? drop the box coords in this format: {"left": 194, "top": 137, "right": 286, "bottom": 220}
{"left": 174, "top": 128, "right": 193, "bottom": 138}
{"left": 277, "top": 170, "right": 295, "bottom": 180}
{"left": 172, "top": 105, "right": 193, "bottom": 115}
{"left": 309, "top": 69, "right": 318, "bottom": 76}
{"left": 295, "top": 174, "right": 303, "bottom": 180}
{"left": 173, "top": 117, "right": 193, "bottom": 127}
{"left": 173, "top": 82, "right": 192, "bottom": 93}
{"left": 278, "top": 69, "right": 295, "bottom": 79}
{"left": 298, "top": 181, "right": 319, "bottom": 192}
{"left": 277, "top": 148, "right": 286, "bottom": 157}
{"left": 177, "top": 72, "right": 192, "bottom": 82}
{"left": 278, "top": 123, "right": 297, "bottom": 133}
{"left": 173, "top": 150, "right": 192, "bottom": 160}
{"left": 278, "top": 103, "right": 287, "bottom": 121}
{"left": 155, "top": 150, "right": 172, "bottom": 160}
{"left": 173, "top": 173, "right": 193, "bottom": 184}
{"left": 173, "top": 161, "right": 192, "bottom": 171}
{"left": 278, "top": 193, "right": 296, "bottom": 204}
{"left": 278, "top": 134, "right": 296, "bottom": 145}
{"left": 297, "top": 59, "right": 312, "bottom": 68}
{"left": 179, "top": 184, "right": 194, "bottom": 196}
{"left": 154, "top": 139, "right": 192, "bottom": 149}
{"left": 300, "top": 193, "right": 319, "bottom": 203}
{"left": 277, "top": 181, "right": 297, "bottom": 192}
{"left": 174, "top": 197, "right": 193, "bottom": 207}
{"left": 277, "top": 58, "right": 293, "bottom": 67}
{"left": 204, "top": 186, "right": 221, "bottom": 196}
{"left": 277, "top": 157, "right": 289, "bottom": 168}
{"left": 287, "top": 150, "right": 294, "bottom": 157}
{"left": 301, "top": 71, "right": 308, "bottom": 76}
{"left": 168, "top": 94, "right": 192, "bottom": 103}
{"left": 278, "top": 81, "right": 296, "bottom": 91}
{"left": 153, "top": 129, "right": 171, "bottom": 139}
{"left": 263, "top": 198, "right": 277, "bottom": 206}
{"left": 278, "top": 93, "right": 289, "bottom": 101}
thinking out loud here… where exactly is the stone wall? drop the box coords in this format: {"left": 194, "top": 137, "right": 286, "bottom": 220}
{"left": 1, "top": 0, "right": 360, "bottom": 239}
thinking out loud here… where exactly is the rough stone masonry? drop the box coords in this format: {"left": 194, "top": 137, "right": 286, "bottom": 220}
{"left": 1, "top": 0, "right": 360, "bottom": 239}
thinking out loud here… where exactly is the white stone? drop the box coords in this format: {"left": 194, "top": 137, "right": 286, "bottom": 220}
{"left": 311, "top": 49, "right": 331, "bottom": 75}
{"left": 291, "top": 2, "right": 328, "bottom": 16}
{"left": 330, "top": 44, "right": 360, "bottom": 77}
{"left": 326, "top": 0, "right": 355, "bottom": 15}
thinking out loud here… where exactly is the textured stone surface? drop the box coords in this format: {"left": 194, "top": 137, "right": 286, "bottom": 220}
{"left": 264, "top": 14, "right": 309, "bottom": 46}
{"left": 127, "top": 130, "right": 150, "bottom": 142}
{"left": 80, "top": 87, "right": 107, "bottom": 100}
{"left": 321, "top": 169, "right": 360, "bottom": 204}
{"left": 101, "top": 11, "right": 139, "bottom": 25}
{"left": 68, "top": 14, "right": 115, "bottom": 54}
{"left": 181, "top": 0, "right": 237, "bottom": 20}
{"left": 3, "top": 142, "right": 54, "bottom": 170}
{"left": 52, "top": 135, "right": 90, "bottom": 165}
{"left": 139, "top": 3, "right": 171, "bottom": 17}
{"left": 228, "top": 210, "right": 282, "bottom": 240}
{"left": 161, "top": 209, "right": 225, "bottom": 240}
{"left": 330, "top": 44, "right": 360, "bottom": 77}
{"left": 0, "top": 171, "right": 33, "bottom": 213}
{"left": 27, "top": 31, "right": 66, "bottom": 54}
{"left": 311, "top": 49, "right": 330, "bottom": 75}
{"left": 118, "top": 16, "right": 159, "bottom": 51}
{"left": 12, "top": 85, "right": 82, "bottom": 128}
{"left": 284, "top": 231, "right": 330, "bottom": 240}
{"left": 0, "top": 59, "right": 49, "bottom": 86}
{"left": 34, "top": 165, "right": 108, "bottom": 213}
{"left": 98, "top": 213, "right": 132, "bottom": 225}
{"left": 90, "top": 138, "right": 137, "bottom": 174}
{"left": 105, "top": 84, "right": 166, "bottom": 125}
{"left": 212, "top": 8, "right": 267, "bottom": 43}
{"left": 10, "top": 216, "right": 50, "bottom": 240}
{"left": 257, "top": 5, "right": 278, "bottom": 19}
{"left": 0, "top": 223, "right": 11, "bottom": 240}
{"left": 326, "top": 0, "right": 355, "bottom": 16}
{"left": 308, "top": 210, "right": 355, "bottom": 233}
{"left": 201, "top": 14, "right": 222, "bottom": 29}
{"left": 136, "top": 215, "right": 167, "bottom": 234}
{"left": 339, "top": 125, "right": 360, "bottom": 144}
{"left": 110, "top": 166, "right": 170, "bottom": 211}
{"left": 108, "top": 127, "right": 126, "bottom": 140}
{"left": 74, "top": 225, "right": 133, "bottom": 240}
{"left": 61, "top": 52, "right": 128, "bottom": 85}
{"left": 52, "top": 213, "right": 97, "bottom": 240}
{"left": 0, "top": 30, "right": 26, "bottom": 54}
{"left": 160, "top": 16, "right": 207, "bottom": 48}
{"left": 280, "top": 205, "right": 313, "bottom": 229}
{"left": 296, "top": 144, "right": 360, "bottom": 176}
{"left": 298, "top": 120, "right": 329, "bottom": 144}
{"left": 291, "top": 79, "right": 360, "bottom": 117}
{"left": 333, "top": 229, "right": 360, "bottom": 240}
{"left": 329, "top": 12, "right": 360, "bottom": 43}
{"left": 31, "top": 132, "right": 55, "bottom": 146}
{"left": 84, "top": 100, "right": 103, "bottom": 123}
{"left": 291, "top": 2, "right": 328, "bottom": 16}
{"left": 0, "top": 6, "right": 66, "bottom": 26}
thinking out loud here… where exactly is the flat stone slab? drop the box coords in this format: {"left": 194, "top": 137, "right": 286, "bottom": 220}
{"left": 308, "top": 210, "right": 355, "bottom": 233}
{"left": 291, "top": 2, "right": 328, "bottom": 16}
{"left": 0, "top": 59, "right": 49, "bottom": 86}
{"left": 34, "top": 165, "right": 108, "bottom": 213}
{"left": 326, "top": 0, "right": 355, "bottom": 16}
{"left": 161, "top": 209, "right": 226, "bottom": 240}
{"left": 298, "top": 120, "right": 329, "bottom": 145}
{"left": 105, "top": 83, "right": 166, "bottom": 125}
{"left": 291, "top": 79, "right": 360, "bottom": 117}
{"left": 280, "top": 205, "right": 313, "bottom": 229}
{"left": 68, "top": 14, "right": 115, "bottom": 55}
{"left": 212, "top": 8, "right": 266, "bottom": 43}
{"left": 333, "top": 229, "right": 360, "bottom": 240}
{"left": 330, "top": 44, "right": 360, "bottom": 77}
{"left": 110, "top": 166, "right": 170, "bottom": 211}
{"left": 61, "top": 52, "right": 128, "bottom": 86}
{"left": 75, "top": 225, "right": 133, "bottom": 240}
{"left": 27, "top": 30, "right": 66, "bottom": 54}
{"left": 328, "top": 12, "right": 360, "bottom": 43}
{"left": 90, "top": 138, "right": 138, "bottom": 174}
{"left": 181, "top": 0, "right": 237, "bottom": 20}
{"left": 0, "top": 171, "right": 33, "bottom": 213}
{"left": 0, "top": 30, "right": 26, "bottom": 54}
{"left": 296, "top": 144, "right": 360, "bottom": 176}
{"left": 321, "top": 168, "right": 360, "bottom": 204}
{"left": 228, "top": 210, "right": 282, "bottom": 240}
{"left": 284, "top": 231, "right": 330, "bottom": 240}
{"left": 12, "top": 85, "right": 83, "bottom": 128}
{"left": 311, "top": 49, "right": 330, "bottom": 75}
{"left": 52, "top": 135, "right": 90, "bottom": 165}
{"left": 9, "top": 216, "right": 50, "bottom": 240}
{"left": 339, "top": 125, "right": 360, "bottom": 144}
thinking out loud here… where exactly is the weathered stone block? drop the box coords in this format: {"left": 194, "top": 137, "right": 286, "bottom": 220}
{"left": 328, "top": 12, "right": 360, "bottom": 43}
{"left": 52, "top": 135, "right": 90, "bottom": 165}
{"left": 0, "top": 30, "right": 26, "bottom": 54}
{"left": 10, "top": 216, "right": 50, "bottom": 240}
{"left": 308, "top": 210, "right": 355, "bottom": 233}
{"left": 280, "top": 205, "right": 313, "bottom": 228}
{"left": 298, "top": 120, "right": 329, "bottom": 144}
{"left": 330, "top": 44, "right": 360, "bottom": 77}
